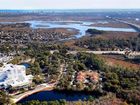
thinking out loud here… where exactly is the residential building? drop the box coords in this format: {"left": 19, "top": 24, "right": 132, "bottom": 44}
{"left": 0, "top": 64, "right": 33, "bottom": 89}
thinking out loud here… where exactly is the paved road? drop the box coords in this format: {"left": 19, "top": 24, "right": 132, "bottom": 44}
{"left": 50, "top": 50, "right": 140, "bottom": 58}
{"left": 12, "top": 83, "right": 54, "bottom": 103}
{"left": 67, "top": 51, "right": 126, "bottom": 55}
{"left": 113, "top": 18, "right": 140, "bottom": 32}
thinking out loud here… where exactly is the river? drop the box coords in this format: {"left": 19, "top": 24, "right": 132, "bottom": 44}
{"left": 27, "top": 20, "right": 137, "bottom": 38}
{"left": 0, "top": 20, "right": 137, "bottom": 39}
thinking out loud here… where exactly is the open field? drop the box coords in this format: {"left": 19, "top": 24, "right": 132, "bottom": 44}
{"left": 102, "top": 55, "right": 140, "bottom": 70}
{"left": 92, "top": 20, "right": 131, "bottom": 28}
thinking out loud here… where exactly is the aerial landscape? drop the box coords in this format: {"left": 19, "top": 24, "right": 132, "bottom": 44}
{"left": 0, "top": 0, "right": 140, "bottom": 105}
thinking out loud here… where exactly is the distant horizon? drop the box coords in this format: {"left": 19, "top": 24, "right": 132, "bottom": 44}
{"left": 1, "top": 0, "right": 140, "bottom": 10}
{"left": 0, "top": 8, "right": 140, "bottom": 10}
{"left": 0, "top": 9, "right": 140, "bottom": 13}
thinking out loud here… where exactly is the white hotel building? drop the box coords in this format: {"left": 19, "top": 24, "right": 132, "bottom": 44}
{"left": 0, "top": 64, "right": 33, "bottom": 89}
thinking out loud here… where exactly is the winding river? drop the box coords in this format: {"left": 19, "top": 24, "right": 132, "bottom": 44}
{"left": 27, "top": 21, "right": 137, "bottom": 38}
{"left": 0, "top": 21, "right": 137, "bottom": 39}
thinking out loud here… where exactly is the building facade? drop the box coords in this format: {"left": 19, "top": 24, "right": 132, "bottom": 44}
{"left": 0, "top": 64, "right": 33, "bottom": 89}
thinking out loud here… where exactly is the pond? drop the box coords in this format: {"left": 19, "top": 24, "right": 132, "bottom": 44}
{"left": 18, "top": 90, "right": 101, "bottom": 103}
{"left": 21, "top": 63, "right": 30, "bottom": 69}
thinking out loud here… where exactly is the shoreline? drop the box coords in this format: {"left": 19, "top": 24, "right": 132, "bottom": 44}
{"left": 11, "top": 84, "right": 54, "bottom": 103}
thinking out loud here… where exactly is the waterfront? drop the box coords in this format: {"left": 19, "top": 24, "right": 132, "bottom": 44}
{"left": 27, "top": 21, "right": 137, "bottom": 38}
{"left": 18, "top": 90, "right": 100, "bottom": 103}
